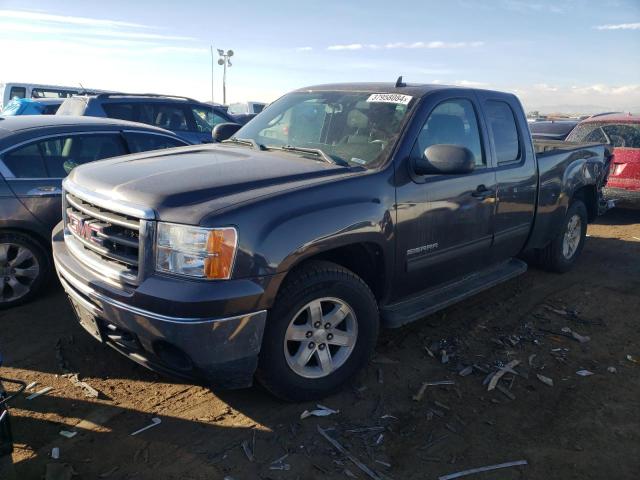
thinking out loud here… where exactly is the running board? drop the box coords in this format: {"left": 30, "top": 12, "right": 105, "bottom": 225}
{"left": 380, "top": 258, "right": 528, "bottom": 328}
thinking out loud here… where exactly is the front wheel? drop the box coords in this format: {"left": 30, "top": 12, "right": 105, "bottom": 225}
{"left": 256, "top": 261, "right": 379, "bottom": 401}
{"left": 538, "top": 200, "right": 588, "bottom": 273}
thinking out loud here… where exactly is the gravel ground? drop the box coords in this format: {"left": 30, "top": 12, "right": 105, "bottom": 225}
{"left": 1, "top": 208, "right": 639, "bottom": 480}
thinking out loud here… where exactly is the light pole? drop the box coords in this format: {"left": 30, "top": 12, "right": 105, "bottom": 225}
{"left": 217, "top": 48, "right": 233, "bottom": 105}
{"left": 210, "top": 45, "right": 219, "bottom": 103}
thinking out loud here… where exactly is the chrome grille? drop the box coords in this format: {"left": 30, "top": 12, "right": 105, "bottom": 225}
{"left": 64, "top": 192, "right": 143, "bottom": 284}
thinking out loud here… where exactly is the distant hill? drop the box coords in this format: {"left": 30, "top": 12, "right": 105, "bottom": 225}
{"left": 524, "top": 103, "right": 640, "bottom": 116}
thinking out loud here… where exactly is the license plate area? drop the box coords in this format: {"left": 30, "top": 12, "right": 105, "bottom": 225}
{"left": 69, "top": 297, "right": 103, "bottom": 342}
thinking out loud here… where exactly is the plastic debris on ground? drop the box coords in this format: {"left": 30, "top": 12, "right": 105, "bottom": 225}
{"left": 536, "top": 374, "right": 554, "bottom": 387}
{"left": 300, "top": 403, "right": 339, "bottom": 419}
{"left": 26, "top": 386, "right": 53, "bottom": 400}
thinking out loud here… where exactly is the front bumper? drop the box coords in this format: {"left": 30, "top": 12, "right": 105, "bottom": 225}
{"left": 52, "top": 222, "right": 275, "bottom": 388}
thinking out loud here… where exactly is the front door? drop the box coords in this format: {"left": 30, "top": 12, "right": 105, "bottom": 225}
{"left": 393, "top": 93, "right": 497, "bottom": 300}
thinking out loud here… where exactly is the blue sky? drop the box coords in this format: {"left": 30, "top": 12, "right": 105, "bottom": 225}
{"left": 1, "top": 0, "right": 639, "bottom": 112}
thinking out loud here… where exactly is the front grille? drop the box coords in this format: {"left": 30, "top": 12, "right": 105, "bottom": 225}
{"left": 64, "top": 192, "right": 143, "bottom": 283}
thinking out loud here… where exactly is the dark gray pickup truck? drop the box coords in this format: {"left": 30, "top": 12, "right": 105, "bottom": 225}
{"left": 52, "top": 83, "right": 611, "bottom": 401}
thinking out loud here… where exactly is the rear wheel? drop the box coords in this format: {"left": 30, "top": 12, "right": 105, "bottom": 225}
{"left": 256, "top": 261, "right": 379, "bottom": 401}
{"left": 0, "top": 233, "right": 49, "bottom": 309}
{"left": 538, "top": 200, "right": 588, "bottom": 273}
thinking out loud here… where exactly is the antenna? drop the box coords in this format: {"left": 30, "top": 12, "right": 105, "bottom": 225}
{"left": 395, "top": 76, "right": 406, "bottom": 88}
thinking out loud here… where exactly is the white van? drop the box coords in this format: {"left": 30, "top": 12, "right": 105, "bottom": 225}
{"left": 1, "top": 82, "right": 110, "bottom": 110}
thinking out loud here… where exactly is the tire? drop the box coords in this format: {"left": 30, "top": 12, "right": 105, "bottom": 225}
{"left": 256, "top": 260, "right": 379, "bottom": 402}
{"left": 0, "top": 232, "right": 50, "bottom": 309}
{"left": 537, "top": 200, "right": 588, "bottom": 273}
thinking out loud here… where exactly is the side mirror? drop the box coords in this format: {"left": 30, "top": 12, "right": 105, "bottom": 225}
{"left": 414, "top": 144, "right": 475, "bottom": 175}
{"left": 212, "top": 122, "right": 242, "bottom": 142}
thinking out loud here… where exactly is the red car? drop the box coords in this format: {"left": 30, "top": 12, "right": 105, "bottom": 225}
{"left": 567, "top": 113, "right": 640, "bottom": 205}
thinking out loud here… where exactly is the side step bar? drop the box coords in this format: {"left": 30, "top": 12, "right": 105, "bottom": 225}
{"left": 380, "top": 258, "right": 528, "bottom": 328}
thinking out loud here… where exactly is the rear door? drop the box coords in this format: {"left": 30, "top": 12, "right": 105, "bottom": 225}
{"left": 394, "top": 91, "right": 497, "bottom": 298}
{"left": 475, "top": 92, "right": 537, "bottom": 260}
{"left": 0, "top": 133, "right": 127, "bottom": 230}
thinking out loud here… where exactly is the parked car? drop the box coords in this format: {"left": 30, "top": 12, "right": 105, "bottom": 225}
{"left": 56, "top": 93, "right": 238, "bottom": 144}
{"left": 52, "top": 82, "right": 610, "bottom": 401}
{"left": 566, "top": 113, "right": 639, "bottom": 205}
{"left": 0, "top": 81, "right": 110, "bottom": 111}
{"left": 228, "top": 101, "right": 267, "bottom": 115}
{"left": 231, "top": 113, "right": 257, "bottom": 125}
{"left": 1, "top": 98, "right": 64, "bottom": 116}
{"left": 0, "top": 116, "right": 190, "bottom": 308}
{"left": 529, "top": 119, "right": 578, "bottom": 141}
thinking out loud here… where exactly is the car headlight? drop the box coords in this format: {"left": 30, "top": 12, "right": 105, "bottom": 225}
{"left": 155, "top": 223, "right": 238, "bottom": 280}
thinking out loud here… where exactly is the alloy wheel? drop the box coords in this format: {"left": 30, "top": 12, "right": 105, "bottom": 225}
{"left": 283, "top": 297, "right": 358, "bottom": 379}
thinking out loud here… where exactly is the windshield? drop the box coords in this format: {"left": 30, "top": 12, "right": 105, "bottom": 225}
{"left": 233, "top": 91, "right": 414, "bottom": 168}
{"left": 567, "top": 122, "right": 640, "bottom": 148}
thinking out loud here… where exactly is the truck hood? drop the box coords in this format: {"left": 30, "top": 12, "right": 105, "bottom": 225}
{"left": 66, "top": 145, "right": 354, "bottom": 224}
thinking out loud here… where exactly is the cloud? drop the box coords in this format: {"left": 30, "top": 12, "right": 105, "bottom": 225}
{"left": 327, "top": 43, "right": 363, "bottom": 50}
{"left": 455, "top": 80, "right": 488, "bottom": 87}
{"left": 0, "top": 9, "right": 150, "bottom": 29}
{"left": 327, "top": 41, "right": 483, "bottom": 51}
{"left": 0, "top": 21, "right": 196, "bottom": 41}
{"left": 295, "top": 46, "right": 313, "bottom": 52}
{"left": 595, "top": 22, "right": 640, "bottom": 30}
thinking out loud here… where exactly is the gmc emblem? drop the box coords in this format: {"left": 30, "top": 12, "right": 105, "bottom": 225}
{"left": 67, "top": 211, "right": 104, "bottom": 246}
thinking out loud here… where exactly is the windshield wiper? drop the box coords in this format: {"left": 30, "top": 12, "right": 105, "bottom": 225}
{"left": 222, "top": 137, "right": 266, "bottom": 150}
{"left": 278, "top": 145, "right": 350, "bottom": 166}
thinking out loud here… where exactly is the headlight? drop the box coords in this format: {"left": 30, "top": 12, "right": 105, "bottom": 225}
{"left": 155, "top": 223, "right": 238, "bottom": 280}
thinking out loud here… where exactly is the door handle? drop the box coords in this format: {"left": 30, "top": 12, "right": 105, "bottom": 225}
{"left": 471, "top": 185, "right": 493, "bottom": 199}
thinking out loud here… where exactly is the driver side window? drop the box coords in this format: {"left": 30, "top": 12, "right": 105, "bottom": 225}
{"left": 412, "top": 99, "right": 485, "bottom": 167}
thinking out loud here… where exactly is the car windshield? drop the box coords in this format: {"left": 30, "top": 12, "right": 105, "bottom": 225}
{"left": 233, "top": 91, "right": 415, "bottom": 167}
{"left": 567, "top": 122, "right": 640, "bottom": 148}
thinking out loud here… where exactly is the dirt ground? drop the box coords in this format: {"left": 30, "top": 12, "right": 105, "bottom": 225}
{"left": 1, "top": 208, "right": 639, "bottom": 480}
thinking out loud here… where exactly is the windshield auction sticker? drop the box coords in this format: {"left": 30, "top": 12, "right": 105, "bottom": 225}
{"left": 366, "top": 93, "right": 413, "bottom": 105}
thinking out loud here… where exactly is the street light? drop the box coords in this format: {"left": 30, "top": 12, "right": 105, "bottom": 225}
{"left": 217, "top": 49, "right": 234, "bottom": 105}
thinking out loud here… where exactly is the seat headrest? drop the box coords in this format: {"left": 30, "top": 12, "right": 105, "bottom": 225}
{"left": 347, "top": 109, "right": 369, "bottom": 129}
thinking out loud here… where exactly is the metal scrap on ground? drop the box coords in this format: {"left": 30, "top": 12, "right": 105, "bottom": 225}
{"left": 317, "top": 425, "right": 383, "bottom": 480}
{"left": 438, "top": 459, "right": 528, "bottom": 479}
{"left": 130, "top": 417, "right": 161, "bottom": 436}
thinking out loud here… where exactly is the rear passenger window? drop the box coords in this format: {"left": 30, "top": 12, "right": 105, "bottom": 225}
{"left": 486, "top": 101, "right": 520, "bottom": 164}
{"left": 140, "top": 104, "right": 190, "bottom": 131}
{"left": 2, "top": 143, "right": 47, "bottom": 178}
{"left": 413, "top": 99, "right": 485, "bottom": 167}
{"left": 50, "top": 135, "right": 126, "bottom": 176}
{"left": 124, "top": 132, "right": 186, "bottom": 153}
{"left": 103, "top": 103, "right": 135, "bottom": 122}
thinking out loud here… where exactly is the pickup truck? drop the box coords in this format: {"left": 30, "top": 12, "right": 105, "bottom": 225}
{"left": 52, "top": 82, "right": 611, "bottom": 401}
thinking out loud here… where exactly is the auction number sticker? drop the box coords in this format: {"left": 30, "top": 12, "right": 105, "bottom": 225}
{"left": 366, "top": 93, "right": 413, "bottom": 105}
